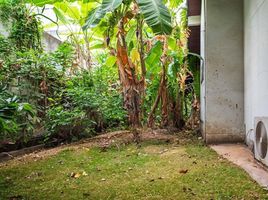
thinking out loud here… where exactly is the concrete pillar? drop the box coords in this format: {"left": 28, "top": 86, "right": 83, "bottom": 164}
{"left": 201, "top": 0, "right": 244, "bottom": 143}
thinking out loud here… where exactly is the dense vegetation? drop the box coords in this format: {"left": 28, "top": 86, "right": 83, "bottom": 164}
{"left": 0, "top": 0, "right": 200, "bottom": 147}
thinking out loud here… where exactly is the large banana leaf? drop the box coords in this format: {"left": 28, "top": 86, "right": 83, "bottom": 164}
{"left": 83, "top": 0, "right": 122, "bottom": 30}
{"left": 27, "top": 0, "right": 60, "bottom": 6}
{"left": 83, "top": 7, "right": 105, "bottom": 29}
{"left": 102, "top": 0, "right": 122, "bottom": 12}
{"left": 137, "top": 0, "right": 172, "bottom": 35}
{"left": 145, "top": 41, "right": 163, "bottom": 73}
{"left": 53, "top": 7, "right": 72, "bottom": 25}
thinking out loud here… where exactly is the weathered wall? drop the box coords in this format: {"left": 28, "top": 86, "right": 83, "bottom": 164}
{"left": 201, "top": 0, "right": 245, "bottom": 143}
{"left": 0, "top": 22, "right": 9, "bottom": 37}
{"left": 244, "top": 0, "right": 268, "bottom": 148}
{"left": 42, "top": 32, "right": 62, "bottom": 52}
{"left": 0, "top": 21, "right": 60, "bottom": 52}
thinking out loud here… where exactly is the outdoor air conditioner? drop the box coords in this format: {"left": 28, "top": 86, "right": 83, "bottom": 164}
{"left": 254, "top": 117, "right": 268, "bottom": 166}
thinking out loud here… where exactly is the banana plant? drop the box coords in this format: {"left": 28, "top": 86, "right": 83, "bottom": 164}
{"left": 83, "top": 0, "right": 172, "bottom": 128}
{"left": 83, "top": 0, "right": 172, "bottom": 35}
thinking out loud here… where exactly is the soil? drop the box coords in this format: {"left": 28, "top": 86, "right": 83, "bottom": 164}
{"left": 0, "top": 128, "right": 198, "bottom": 167}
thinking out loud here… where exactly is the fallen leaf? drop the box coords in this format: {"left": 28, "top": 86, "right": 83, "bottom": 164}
{"left": 179, "top": 169, "right": 188, "bottom": 174}
{"left": 70, "top": 172, "right": 81, "bottom": 178}
{"left": 82, "top": 171, "right": 88, "bottom": 176}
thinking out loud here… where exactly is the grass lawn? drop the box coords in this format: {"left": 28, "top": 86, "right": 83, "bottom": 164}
{"left": 0, "top": 136, "right": 267, "bottom": 200}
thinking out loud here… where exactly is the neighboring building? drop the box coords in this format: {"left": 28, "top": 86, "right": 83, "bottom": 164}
{"left": 187, "top": 0, "right": 201, "bottom": 54}
{"left": 43, "top": 31, "right": 62, "bottom": 52}
{"left": 188, "top": 0, "right": 268, "bottom": 150}
{"left": 0, "top": 21, "right": 61, "bottom": 52}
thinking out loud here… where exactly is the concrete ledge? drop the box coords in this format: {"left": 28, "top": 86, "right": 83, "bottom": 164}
{"left": 211, "top": 144, "right": 268, "bottom": 188}
{"left": 205, "top": 133, "right": 245, "bottom": 144}
{"left": 0, "top": 144, "right": 44, "bottom": 162}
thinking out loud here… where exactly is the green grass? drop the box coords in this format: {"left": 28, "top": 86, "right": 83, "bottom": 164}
{"left": 0, "top": 140, "right": 268, "bottom": 200}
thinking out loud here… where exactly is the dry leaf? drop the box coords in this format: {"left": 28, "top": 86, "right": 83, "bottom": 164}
{"left": 70, "top": 172, "right": 81, "bottom": 178}
{"left": 82, "top": 171, "right": 88, "bottom": 176}
{"left": 179, "top": 169, "right": 188, "bottom": 174}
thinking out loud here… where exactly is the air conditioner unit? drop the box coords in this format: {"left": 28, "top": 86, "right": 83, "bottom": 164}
{"left": 254, "top": 117, "right": 268, "bottom": 166}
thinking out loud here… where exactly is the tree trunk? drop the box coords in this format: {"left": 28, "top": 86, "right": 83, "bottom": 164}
{"left": 147, "top": 73, "right": 164, "bottom": 127}
{"left": 161, "top": 65, "right": 169, "bottom": 127}
{"left": 174, "top": 91, "right": 184, "bottom": 129}
{"left": 116, "top": 20, "right": 141, "bottom": 128}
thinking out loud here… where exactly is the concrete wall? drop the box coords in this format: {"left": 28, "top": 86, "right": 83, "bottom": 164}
{"left": 244, "top": 0, "right": 268, "bottom": 148}
{"left": 201, "top": 0, "right": 245, "bottom": 143}
{"left": 0, "top": 22, "right": 9, "bottom": 37}
{"left": 0, "top": 21, "right": 60, "bottom": 52}
{"left": 42, "top": 32, "right": 62, "bottom": 52}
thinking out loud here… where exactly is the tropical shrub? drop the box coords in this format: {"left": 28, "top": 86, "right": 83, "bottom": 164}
{"left": 0, "top": 86, "right": 37, "bottom": 142}
{"left": 45, "top": 61, "right": 127, "bottom": 141}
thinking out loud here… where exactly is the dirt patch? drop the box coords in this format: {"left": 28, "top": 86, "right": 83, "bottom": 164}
{"left": 159, "top": 148, "right": 186, "bottom": 157}
{"left": 0, "top": 129, "right": 193, "bottom": 167}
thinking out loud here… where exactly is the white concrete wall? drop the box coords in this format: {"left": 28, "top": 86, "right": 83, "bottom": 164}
{"left": 244, "top": 0, "right": 268, "bottom": 148}
{"left": 0, "top": 21, "right": 60, "bottom": 52}
{"left": 42, "top": 32, "right": 62, "bottom": 52}
{"left": 201, "top": 0, "right": 244, "bottom": 143}
{"left": 0, "top": 22, "right": 9, "bottom": 37}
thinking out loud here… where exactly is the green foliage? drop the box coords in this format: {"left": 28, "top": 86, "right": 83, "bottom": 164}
{"left": 46, "top": 106, "right": 94, "bottom": 141}
{"left": 52, "top": 42, "right": 76, "bottom": 70}
{"left": 0, "top": 87, "right": 37, "bottom": 142}
{"left": 0, "top": 0, "right": 201, "bottom": 144}
{"left": 0, "top": 0, "right": 42, "bottom": 50}
{"left": 137, "top": 0, "right": 173, "bottom": 35}
{"left": 45, "top": 62, "right": 127, "bottom": 140}
{"left": 83, "top": 0, "right": 173, "bottom": 35}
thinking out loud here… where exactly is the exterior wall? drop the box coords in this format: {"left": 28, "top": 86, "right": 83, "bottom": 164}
{"left": 42, "top": 32, "right": 62, "bottom": 52}
{"left": 188, "top": 0, "right": 201, "bottom": 16}
{"left": 188, "top": 26, "right": 200, "bottom": 54}
{"left": 0, "top": 21, "right": 60, "bottom": 52}
{"left": 244, "top": 0, "right": 268, "bottom": 148}
{"left": 188, "top": 0, "right": 201, "bottom": 54}
{"left": 0, "top": 22, "right": 9, "bottom": 37}
{"left": 201, "top": 0, "right": 245, "bottom": 143}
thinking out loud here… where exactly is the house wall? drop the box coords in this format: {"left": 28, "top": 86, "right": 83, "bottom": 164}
{"left": 244, "top": 0, "right": 268, "bottom": 148}
{"left": 201, "top": 0, "right": 245, "bottom": 143}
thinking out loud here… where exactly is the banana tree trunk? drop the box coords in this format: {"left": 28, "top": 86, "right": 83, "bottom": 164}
{"left": 161, "top": 65, "right": 169, "bottom": 127}
{"left": 147, "top": 72, "right": 164, "bottom": 127}
{"left": 117, "top": 20, "right": 141, "bottom": 128}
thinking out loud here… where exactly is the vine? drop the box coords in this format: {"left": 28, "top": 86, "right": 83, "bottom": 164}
{"left": 0, "top": 0, "right": 42, "bottom": 51}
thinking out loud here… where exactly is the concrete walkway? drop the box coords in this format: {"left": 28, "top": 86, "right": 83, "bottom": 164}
{"left": 211, "top": 144, "right": 268, "bottom": 188}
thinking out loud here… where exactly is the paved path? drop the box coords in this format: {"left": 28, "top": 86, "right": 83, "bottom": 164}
{"left": 211, "top": 144, "right": 268, "bottom": 188}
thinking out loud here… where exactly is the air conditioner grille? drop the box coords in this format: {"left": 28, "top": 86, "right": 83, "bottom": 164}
{"left": 256, "top": 121, "right": 268, "bottom": 159}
